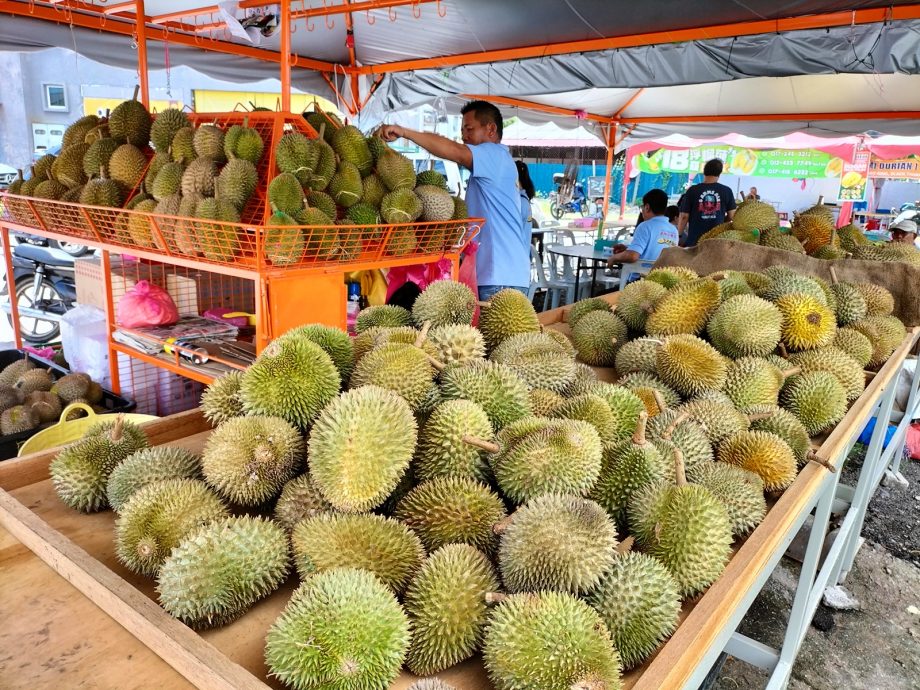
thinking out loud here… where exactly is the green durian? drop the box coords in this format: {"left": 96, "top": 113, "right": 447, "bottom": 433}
{"left": 106, "top": 446, "right": 201, "bottom": 512}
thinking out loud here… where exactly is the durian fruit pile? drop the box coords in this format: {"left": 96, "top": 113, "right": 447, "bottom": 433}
{"left": 265, "top": 111, "right": 468, "bottom": 265}
{"left": 46, "top": 273, "right": 905, "bottom": 690}
{"left": 0, "top": 355, "right": 107, "bottom": 437}
{"left": 700, "top": 199, "right": 920, "bottom": 265}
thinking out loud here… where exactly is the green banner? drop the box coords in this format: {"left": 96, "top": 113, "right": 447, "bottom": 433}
{"left": 632, "top": 147, "right": 845, "bottom": 179}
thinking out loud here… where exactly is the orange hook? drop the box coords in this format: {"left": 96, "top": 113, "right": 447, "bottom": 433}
{"left": 366, "top": 8, "right": 375, "bottom": 24}
{"left": 306, "top": 16, "right": 315, "bottom": 30}
{"left": 388, "top": 4, "right": 397, "bottom": 21}
{"left": 412, "top": 0, "right": 421, "bottom": 19}
{"left": 436, "top": 0, "right": 446, "bottom": 17}
{"left": 323, "top": 0, "right": 335, "bottom": 28}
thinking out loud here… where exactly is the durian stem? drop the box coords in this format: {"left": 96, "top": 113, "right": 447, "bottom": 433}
{"left": 131, "top": 84, "right": 140, "bottom": 102}
{"left": 484, "top": 592, "right": 507, "bottom": 604}
{"left": 807, "top": 450, "right": 837, "bottom": 473}
{"left": 462, "top": 435, "right": 500, "bottom": 454}
{"left": 709, "top": 272, "right": 726, "bottom": 281}
{"left": 651, "top": 389, "right": 667, "bottom": 416}
{"left": 492, "top": 516, "right": 514, "bottom": 535}
{"left": 424, "top": 353, "right": 446, "bottom": 372}
{"left": 632, "top": 410, "right": 649, "bottom": 446}
{"left": 673, "top": 447, "right": 687, "bottom": 487}
{"left": 110, "top": 415, "right": 125, "bottom": 443}
{"left": 318, "top": 122, "right": 327, "bottom": 141}
{"left": 829, "top": 266, "right": 839, "bottom": 285}
{"left": 571, "top": 680, "right": 608, "bottom": 690}
{"left": 781, "top": 366, "right": 802, "bottom": 380}
{"left": 477, "top": 300, "right": 492, "bottom": 308}
{"left": 616, "top": 535, "right": 636, "bottom": 555}
{"left": 747, "top": 412, "right": 775, "bottom": 423}
{"left": 777, "top": 342, "right": 789, "bottom": 358}
{"left": 662, "top": 411, "right": 688, "bottom": 441}
{"left": 415, "top": 321, "right": 431, "bottom": 347}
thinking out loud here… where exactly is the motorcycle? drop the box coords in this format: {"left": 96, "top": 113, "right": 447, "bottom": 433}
{"left": 1, "top": 243, "right": 76, "bottom": 344}
{"left": 549, "top": 172, "right": 588, "bottom": 219}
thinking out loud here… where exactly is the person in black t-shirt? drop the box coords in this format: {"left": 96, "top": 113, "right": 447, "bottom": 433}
{"left": 678, "top": 159, "right": 737, "bottom": 247}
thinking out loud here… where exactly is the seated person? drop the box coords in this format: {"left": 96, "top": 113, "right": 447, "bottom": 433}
{"left": 889, "top": 219, "right": 918, "bottom": 246}
{"left": 607, "top": 189, "right": 679, "bottom": 267}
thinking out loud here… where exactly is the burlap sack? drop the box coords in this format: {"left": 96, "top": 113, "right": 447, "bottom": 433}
{"left": 655, "top": 240, "right": 920, "bottom": 327}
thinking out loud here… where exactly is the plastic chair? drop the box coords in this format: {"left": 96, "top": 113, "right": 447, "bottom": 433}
{"left": 545, "top": 243, "right": 591, "bottom": 304}
{"left": 529, "top": 245, "right": 573, "bottom": 311}
{"left": 618, "top": 260, "right": 655, "bottom": 290}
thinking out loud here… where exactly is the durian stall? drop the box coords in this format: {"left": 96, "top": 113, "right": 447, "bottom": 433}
{"left": 4, "top": 2, "right": 920, "bottom": 690}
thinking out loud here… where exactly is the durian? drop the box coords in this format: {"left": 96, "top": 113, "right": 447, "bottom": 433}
{"left": 106, "top": 446, "right": 201, "bottom": 511}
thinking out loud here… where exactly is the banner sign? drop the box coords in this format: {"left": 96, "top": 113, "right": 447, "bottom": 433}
{"left": 868, "top": 155, "right": 920, "bottom": 180}
{"left": 631, "top": 147, "right": 845, "bottom": 179}
{"left": 837, "top": 149, "right": 871, "bottom": 202}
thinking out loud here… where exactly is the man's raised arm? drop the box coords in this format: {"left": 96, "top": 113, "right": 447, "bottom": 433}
{"left": 378, "top": 125, "right": 473, "bottom": 170}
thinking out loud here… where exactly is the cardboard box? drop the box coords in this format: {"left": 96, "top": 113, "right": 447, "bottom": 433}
{"left": 75, "top": 257, "right": 167, "bottom": 312}
{"left": 155, "top": 367, "right": 204, "bottom": 417}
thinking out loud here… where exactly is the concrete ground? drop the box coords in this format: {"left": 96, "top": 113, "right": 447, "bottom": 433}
{"left": 712, "top": 452, "right": 920, "bottom": 689}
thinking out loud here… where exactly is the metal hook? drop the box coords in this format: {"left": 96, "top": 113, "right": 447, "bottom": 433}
{"left": 323, "top": 0, "right": 335, "bottom": 29}
{"left": 366, "top": 8, "right": 375, "bottom": 24}
{"left": 290, "top": 20, "right": 297, "bottom": 33}
{"left": 436, "top": 0, "right": 446, "bottom": 17}
{"left": 388, "top": 5, "right": 397, "bottom": 21}
{"left": 130, "top": 32, "right": 138, "bottom": 50}
{"left": 306, "top": 15, "right": 315, "bottom": 30}
{"left": 412, "top": 0, "right": 421, "bottom": 18}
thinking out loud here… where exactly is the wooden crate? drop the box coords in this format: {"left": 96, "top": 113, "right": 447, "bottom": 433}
{"left": 0, "top": 328, "right": 917, "bottom": 690}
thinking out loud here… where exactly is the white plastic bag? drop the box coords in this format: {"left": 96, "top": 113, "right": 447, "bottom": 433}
{"left": 60, "top": 305, "right": 111, "bottom": 388}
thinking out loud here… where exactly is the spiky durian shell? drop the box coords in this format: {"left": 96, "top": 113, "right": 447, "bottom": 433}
{"left": 833, "top": 327, "right": 874, "bottom": 368}
{"left": 614, "top": 280, "right": 667, "bottom": 332}
{"left": 571, "top": 310, "right": 627, "bottom": 366}
{"left": 628, "top": 480, "right": 732, "bottom": 597}
{"left": 645, "top": 409, "right": 714, "bottom": 468}
{"left": 655, "top": 334, "right": 727, "bottom": 397}
{"left": 490, "top": 336, "right": 577, "bottom": 393}
{"left": 745, "top": 404, "right": 811, "bottom": 466}
{"left": 440, "top": 360, "right": 532, "bottom": 430}
{"left": 264, "top": 568, "right": 409, "bottom": 690}
{"left": 427, "top": 324, "right": 486, "bottom": 366}
{"left": 787, "top": 346, "right": 865, "bottom": 402}
{"left": 780, "top": 371, "right": 847, "bottom": 435}
{"left": 483, "top": 591, "right": 623, "bottom": 690}
{"left": 850, "top": 314, "right": 907, "bottom": 368}
{"left": 721, "top": 357, "right": 786, "bottom": 409}
{"left": 349, "top": 342, "right": 436, "bottom": 411}
{"left": 0, "top": 404, "right": 36, "bottom": 435}
{"left": 568, "top": 297, "right": 613, "bottom": 328}
{"left": 404, "top": 545, "right": 499, "bottom": 676}
{"left": 308, "top": 385, "right": 416, "bottom": 512}
{"left": 114, "top": 478, "right": 228, "bottom": 576}
{"left": 291, "top": 512, "right": 423, "bottom": 594}
{"left": 586, "top": 551, "right": 681, "bottom": 669}
{"left": 412, "top": 279, "right": 477, "bottom": 327}
{"left": 200, "top": 371, "right": 245, "bottom": 426}
{"left": 677, "top": 399, "right": 750, "bottom": 445}
{"left": 646, "top": 278, "right": 720, "bottom": 337}
{"left": 273, "top": 473, "right": 333, "bottom": 533}
{"left": 853, "top": 282, "right": 894, "bottom": 317}
{"left": 645, "top": 266, "right": 698, "bottom": 289}
{"left": 240, "top": 336, "right": 340, "bottom": 428}
{"left": 395, "top": 477, "right": 507, "bottom": 555}
{"left": 50, "top": 418, "right": 149, "bottom": 512}
{"left": 498, "top": 494, "right": 617, "bottom": 595}
{"left": 614, "top": 337, "right": 661, "bottom": 377}
{"left": 589, "top": 426, "right": 667, "bottom": 523}
{"left": 279, "top": 324, "right": 355, "bottom": 384}
{"left": 157, "top": 516, "right": 289, "bottom": 629}
{"left": 717, "top": 429, "right": 797, "bottom": 492}
{"left": 201, "top": 415, "right": 303, "bottom": 506}
{"left": 707, "top": 294, "right": 783, "bottom": 358}
{"left": 478, "top": 289, "right": 540, "bottom": 351}
{"left": 776, "top": 293, "right": 836, "bottom": 351}
{"left": 687, "top": 462, "right": 766, "bottom": 536}
{"left": 416, "top": 399, "right": 493, "bottom": 484}
{"left": 491, "top": 418, "right": 603, "bottom": 504}
{"left": 355, "top": 304, "right": 413, "bottom": 333}
{"left": 106, "top": 446, "right": 201, "bottom": 512}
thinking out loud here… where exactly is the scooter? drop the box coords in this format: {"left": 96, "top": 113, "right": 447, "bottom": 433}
{"left": 1, "top": 243, "right": 77, "bottom": 344}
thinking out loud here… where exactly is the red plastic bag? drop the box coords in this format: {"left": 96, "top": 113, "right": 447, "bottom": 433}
{"left": 117, "top": 280, "right": 180, "bottom": 328}
{"left": 458, "top": 240, "right": 480, "bottom": 325}
{"left": 907, "top": 423, "right": 920, "bottom": 460}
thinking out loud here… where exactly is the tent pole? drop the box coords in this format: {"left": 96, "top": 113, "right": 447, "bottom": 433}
{"left": 280, "top": 0, "right": 291, "bottom": 112}
{"left": 135, "top": 0, "right": 149, "bottom": 107}
{"left": 620, "top": 143, "right": 631, "bottom": 220}
{"left": 600, "top": 124, "right": 615, "bottom": 238}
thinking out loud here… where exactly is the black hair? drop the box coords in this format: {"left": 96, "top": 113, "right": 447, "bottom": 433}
{"left": 515, "top": 160, "right": 535, "bottom": 200}
{"left": 642, "top": 188, "right": 668, "bottom": 215}
{"left": 703, "top": 158, "right": 724, "bottom": 177}
{"left": 461, "top": 100, "right": 504, "bottom": 140}
{"left": 665, "top": 205, "right": 680, "bottom": 222}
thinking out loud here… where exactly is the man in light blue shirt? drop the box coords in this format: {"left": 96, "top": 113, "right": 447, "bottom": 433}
{"left": 378, "top": 101, "right": 529, "bottom": 301}
{"left": 607, "top": 188, "right": 679, "bottom": 267}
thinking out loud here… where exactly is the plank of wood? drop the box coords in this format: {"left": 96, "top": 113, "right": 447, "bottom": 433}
{"left": 0, "top": 490, "right": 268, "bottom": 689}
{"left": 0, "top": 525, "right": 194, "bottom": 690}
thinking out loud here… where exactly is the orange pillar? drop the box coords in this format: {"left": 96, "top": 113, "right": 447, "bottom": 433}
{"left": 280, "top": 0, "right": 292, "bottom": 112}
{"left": 599, "top": 124, "right": 616, "bottom": 238}
{"left": 135, "top": 0, "right": 150, "bottom": 107}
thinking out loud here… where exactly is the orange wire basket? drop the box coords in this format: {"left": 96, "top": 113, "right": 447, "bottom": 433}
{"left": 0, "top": 111, "right": 482, "bottom": 272}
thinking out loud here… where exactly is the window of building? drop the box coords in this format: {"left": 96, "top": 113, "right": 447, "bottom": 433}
{"left": 43, "top": 84, "right": 68, "bottom": 112}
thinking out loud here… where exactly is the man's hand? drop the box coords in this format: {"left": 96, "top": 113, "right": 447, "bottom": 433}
{"left": 377, "top": 124, "right": 404, "bottom": 142}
